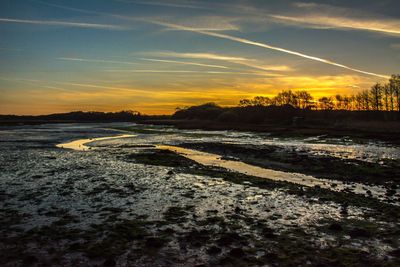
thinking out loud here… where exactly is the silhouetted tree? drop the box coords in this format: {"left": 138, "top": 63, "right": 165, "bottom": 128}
{"left": 389, "top": 74, "right": 400, "bottom": 112}
{"left": 370, "top": 83, "right": 383, "bottom": 111}
{"left": 383, "top": 84, "right": 390, "bottom": 111}
{"left": 318, "top": 97, "right": 334, "bottom": 110}
{"left": 296, "top": 91, "right": 313, "bottom": 109}
{"left": 235, "top": 74, "right": 399, "bottom": 112}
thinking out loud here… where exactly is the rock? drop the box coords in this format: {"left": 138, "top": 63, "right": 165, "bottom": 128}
{"left": 103, "top": 258, "right": 116, "bottom": 267}
{"left": 145, "top": 237, "right": 165, "bottom": 248}
{"left": 340, "top": 203, "right": 348, "bottom": 215}
{"left": 234, "top": 207, "right": 242, "bottom": 214}
{"left": 386, "top": 189, "right": 396, "bottom": 196}
{"left": 390, "top": 248, "right": 400, "bottom": 257}
{"left": 22, "top": 255, "right": 38, "bottom": 265}
{"left": 349, "top": 228, "right": 371, "bottom": 238}
{"left": 328, "top": 222, "right": 343, "bottom": 232}
{"left": 229, "top": 248, "right": 245, "bottom": 258}
{"left": 207, "top": 246, "right": 222, "bottom": 255}
{"left": 261, "top": 227, "right": 276, "bottom": 238}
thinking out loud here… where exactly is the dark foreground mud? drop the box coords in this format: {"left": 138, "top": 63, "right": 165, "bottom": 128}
{"left": 1, "top": 124, "right": 399, "bottom": 267}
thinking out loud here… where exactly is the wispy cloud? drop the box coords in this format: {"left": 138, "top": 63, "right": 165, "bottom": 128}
{"left": 138, "top": 58, "right": 228, "bottom": 69}
{"left": 58, "top": 56, "right": 228, "bottom": 69}
{"left": 146, "top": 20, "right": 389, "bottom": 78}
{"left": 0, "top": 18, "right": 127, "bottom": 30}
{"left": 271, "top": 14, "right": 400, "bottom": 36}
{"left": 162, "top": 15, "right": 240, "bottom": 31}
{"left": 143, "top": 51, "right": 292, "bottom": 72}
{"left": 104, "top": 69, "right": 282, "bottom": 76}
{"left": 146, "top": 51, "right": 250, "bottom": 62}
{"left": 115, "top": 0, "right": 210, "bottom": 10}
{"left": 270, "top": 2, "right": 400, "bottom": 36}
{"left": 31, "top": 1, "right": 390, "bottom": 78}
{"left": 58, "top": 57, "right": 138, "bottom": 65}
{"left": 390, "top": 43, "right": 400, "bottom": 50}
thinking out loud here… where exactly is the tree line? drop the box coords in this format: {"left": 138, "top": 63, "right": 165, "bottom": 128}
{"left": 239, "top": 74, "right": 400, "bottom": 111}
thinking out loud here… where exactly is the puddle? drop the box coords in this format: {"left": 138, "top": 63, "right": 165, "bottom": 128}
{"left": 56, "top": 135, "right": 397, "bottom": 204}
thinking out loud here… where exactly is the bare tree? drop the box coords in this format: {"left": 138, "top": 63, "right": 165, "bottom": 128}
{"left": 370, "top": 83, "right": 382, "bottom": 111}
{"left": 383, "top": 84, "right": 390, "bottom": 111}
{"left": 389, "top": 74, "right": 400, "bottom": 111}
{"left": 252, "top": 96, "right": 271, "bottom": 106}
{"left": 239, "top": 99, "right": 252, "bottom": 107}
{"left": 318, "top": 97, "right": 334, "bottom": 110}
{"left": 296, "top": 91, "right": 313, "bottom": 109}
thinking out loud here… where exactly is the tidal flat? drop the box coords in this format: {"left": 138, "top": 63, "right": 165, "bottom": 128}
{"left": 1, "top": 123, "right": 399, "bottom": 266}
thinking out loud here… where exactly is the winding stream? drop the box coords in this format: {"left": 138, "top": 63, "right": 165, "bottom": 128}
{"left": 56, "top": 134, "right": 135, "bottom": 151}
{"left": 56, "top": 134, "right": 397, "bottom": 204}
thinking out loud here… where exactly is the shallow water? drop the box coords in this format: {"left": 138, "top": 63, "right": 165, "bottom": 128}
{"left": 104, "top": 124, "right": 400, "bottom": 163}
{"left": 1, "top": 122, "right": 399, "bottom": 265}
{"left": 56, "top": 134, "right": 136, "bottom": 151}
{"left": 56, "top": 133, "right": 398, "bottom": 204}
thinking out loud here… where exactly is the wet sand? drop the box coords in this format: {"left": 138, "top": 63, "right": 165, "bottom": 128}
{"left": 56, "top": 135, "right": 394, "bottom": 203}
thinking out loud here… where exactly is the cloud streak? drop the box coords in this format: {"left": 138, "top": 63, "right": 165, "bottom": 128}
{"left": 147, "top": 20, "right": 389, "bottom": 78}
{"left": 58, "top": 57, "right": 138, "bottom": 65}
{"left": 269, "top": 2, "right": 400, "bottom": 36}
{"left": 146, "top": 51, "right": 250, "bottom": 62}
{"left": 0, "top": 18, "right": 127, "bottom": 30}
{"left": 270, "top": 15, "right": 400, "bottom": 36}
{"left": 58, "top": 56, "right": 229, "bottom": 69}
{"left": 138, "top": 58, "right": 228, "bottom": 69}
{"left": 116, "top": 0, "right": 210, "bottom": 10}
{"left": 143, "top": 51, "right": 292, "bottom": 72}
{"left": 32, "top": 2, "right": 390, "bottom": 78}
{"left": 104, "top": 69, "right": 282, "bottom": 76}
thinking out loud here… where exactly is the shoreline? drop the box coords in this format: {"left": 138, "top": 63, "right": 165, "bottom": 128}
{"left": 138, "top": 119, "right": 400, "bottom": 144}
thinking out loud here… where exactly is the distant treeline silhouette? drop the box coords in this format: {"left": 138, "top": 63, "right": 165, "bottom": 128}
{"left": 237, "top": 74, "right": 400, "bottom": 111}
{"left": 0, "top": 111, "right": 170, "bottom": 125}
{"left": 173, "top": 75, "right": 400, "bottom": 124}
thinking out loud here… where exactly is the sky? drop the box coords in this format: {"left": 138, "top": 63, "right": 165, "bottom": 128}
{"left": 0, "top": 0, "right": 399, "bottom": 115}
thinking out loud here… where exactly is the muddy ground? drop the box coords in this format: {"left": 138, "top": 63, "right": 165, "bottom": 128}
{"left": 0, "top": 123, "right": 399, "bottom": 266}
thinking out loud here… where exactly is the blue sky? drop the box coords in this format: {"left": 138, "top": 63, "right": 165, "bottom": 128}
{"left": 1, "top": 0, "right": 399, "bottom": 114}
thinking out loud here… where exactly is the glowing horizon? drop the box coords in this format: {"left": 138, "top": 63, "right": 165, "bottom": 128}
{"left": 0, "top": 0, "right": 399, "bottom": 115}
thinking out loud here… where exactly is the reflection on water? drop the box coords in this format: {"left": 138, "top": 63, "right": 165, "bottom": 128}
{"left": 108, "top": 124, "right": 400, "bottom": 163}
{"left": 56, "top": 134, "right": 135, "bottom": 151}
{"left": 56, "top": 134, "right": 397, "bottom": 204}
{"left": 156, "top": 145, "right": 394, "bottom": 203}
{"left": 157, "top": 145, "right": 326, "bottom": 187}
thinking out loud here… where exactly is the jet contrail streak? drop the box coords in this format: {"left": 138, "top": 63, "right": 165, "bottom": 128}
{"left": 0, "top": 18, "right": 127, "bottom": 30}
{"left": 32, "top": 2, "right": 389, "bottom": 79}
{"left": 148, "top": 20, "right": 389, "bottom": 79}
{"left": 138, "top": 58, "right": 228, "bottom": 69}
{"left": 58, "top": 57, "right": 138, "bottom": 65}
{"left": 104, "top": 69, "right": 282, "bottom": 76}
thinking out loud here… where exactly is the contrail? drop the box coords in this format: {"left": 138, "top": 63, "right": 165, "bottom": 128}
{"left": 59, "top": 56, "right": 229, "bottom": 69}
{"left": 138, "top": 58, "right": 228, "bottom": 69}
{"left": 143, "top": 51, "right": 291, "bottom": 72}
{"left": 58, "top": 57, "right": 138, "bottom": 65}
{"left": 148, "top": 20, "right": 389, "bottom": 79}
{"left": 0, "top": 18, "right": 127, "bottom": 30}
{"left": 147, "top": 52, "right": 251, "bottom": 62}
{"left": 104, "top": 69, "right": 282, "bottom": 76}
{"left": 115, "top": 0, "right": 211, "bottom": 10}
{"left": 32, "top": 2, "right": 389, "bottom": 79}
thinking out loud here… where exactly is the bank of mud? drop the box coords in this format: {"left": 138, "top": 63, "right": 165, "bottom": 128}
{"left": 1, "top": 124, "right": 400, "bottom": 266}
